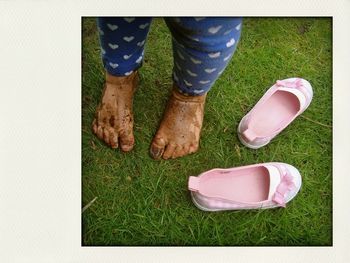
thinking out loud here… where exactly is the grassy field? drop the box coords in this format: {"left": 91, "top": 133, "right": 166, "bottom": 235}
{"left": 82, "top": 17, "right": 332, "bottom": 246}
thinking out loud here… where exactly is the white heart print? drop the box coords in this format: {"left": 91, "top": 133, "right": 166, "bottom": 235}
{"left": 98, "top": 27, "right": 104, "bottom": 35}
{"left": 223, "top": 55, "right": 232, "bottom": 61}
{"left": 139, "top": 23, "right": 149, "bottom": 29}
{"left": 135, "top": 56, "right": 143, "bottom": 64}
{"left": 235, "top": 23, "right": 241, "bottom": 30}
{"left": 188, "top": 36, "right": 199, "bottom": 42}
{"left": 184, "top": 80, "right": 192, "bottom": 87}
{"left": 190, "top": 57, "right": 202, "bottom": 64}
{"left": 173, "top": 72, "right": 179, "bottom": 82}
{"left": 177, "top": 51, "right": 185, "bottom": 60}
{"left": 194, "top": 17, "right": 205, "bottom": 21}
{"left": 175, "top": 62, "right": 182, "bottom": 70}
{"left": 124, "top": 71, "right": 133, "bottom": 76}
{"left": 208, "top": 52, "right": 220, "bottom": 58}
{"left": 124, "top": 18, "right": 135, "bottom": 23}
{"left": 193, "top": 89, "right": 205, "bottom": 94}
{"left": 109, "top": 62, "right": 119, "bottom": 69}
{"left": 199, "top": 80, "right": 210, "bottom": 84}
{"left": 226, "top": 38, "right": 235, "bottom": 47}
{"left": 108, "top": 43, "right": 119, "bottom": 49}
{"left": 137, "top": 40, "right": 145, "bottom": 47}
{"left": 186, "top": 70, "right": 197, "bottom": 77}
{"left": 205, "top": 68, "right": 217, "bottom": 73}
{"left": 107, "top": 24, "right": 118, "bottom": 31}
{"left": 123, "top": 36, "right": 135, "bottom": 42}
{"left": 208, "top": 25, "right": 222, "bottom": 34}
{"left": 123, "top": 54, "right": 132, "bottom": 60}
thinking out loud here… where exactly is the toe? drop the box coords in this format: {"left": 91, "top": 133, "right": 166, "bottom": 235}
{"left": 189, "top": 143, "right": 199, "bottom": 154}
{"left": 103, "top": 128, "right": 110, "bottom": 145}
{"left": 163, "top": 143, "right": 176, "bottom": 160}
{"left": 97, "top": 126, "right": 104, "bottom": 140}
{"left": 119, "top": 131, "right": 135, "bottom": 152}
{"left": 183, "top": 144, "right": 190, "bottom": 156}
{"left": 150, "top": 136, "right": 166, "bottom": 160}
{"left": 92, "top": 119, "right": 98, "bottom": 134}
{"left": 108, "top": 128, "right": 118, "bottom": 149}
{"left": 172, "top": 145, "right": 185, "bottom": 159}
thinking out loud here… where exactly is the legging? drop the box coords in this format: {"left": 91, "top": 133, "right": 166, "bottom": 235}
{"left": 97, "top": 17, "right": 242, "bottom": 96}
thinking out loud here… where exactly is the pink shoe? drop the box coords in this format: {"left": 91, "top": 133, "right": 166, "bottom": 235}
{"left": 237, "top": 78, "right": 313, "bottom": 149}
{"left": 188, "top": 162, "right": 301, "bottom": 211}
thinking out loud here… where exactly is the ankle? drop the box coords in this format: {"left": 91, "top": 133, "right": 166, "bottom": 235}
{"left": 172, "top": 84, "right": 207, "bottom": 103}
{"left": 106, "top": 71, "right": 138, "bottom": 85}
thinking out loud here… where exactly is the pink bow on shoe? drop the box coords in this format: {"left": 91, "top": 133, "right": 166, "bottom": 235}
{"left": 276, "top": 79, "right": 303, "bottom": 89}
{"left": 272, "top": 172, "right": 296, "bottom": 208}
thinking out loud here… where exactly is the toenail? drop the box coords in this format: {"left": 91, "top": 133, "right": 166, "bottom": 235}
{"left": 150, "top": 146, "right": 163, "bottom": 159}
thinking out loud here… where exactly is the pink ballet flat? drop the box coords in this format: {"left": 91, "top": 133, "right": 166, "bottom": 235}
{"left": 237, "top": 78, "right": 313, "bottom": 149}
{"left": 188, "top": 162, "right": 301, "bottom": 211}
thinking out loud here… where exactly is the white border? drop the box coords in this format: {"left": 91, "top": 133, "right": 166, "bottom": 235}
{"left": 0, "top": 0, "right": 349, "bottom": 262}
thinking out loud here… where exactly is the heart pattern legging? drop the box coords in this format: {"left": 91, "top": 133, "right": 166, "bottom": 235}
{"left": 97, "top": 17, "right": 242, "bottom": 96}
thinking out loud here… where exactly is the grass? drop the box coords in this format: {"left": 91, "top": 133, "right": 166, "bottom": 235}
{"left": 82, "top": 17, "right": 332, "bottom": 246}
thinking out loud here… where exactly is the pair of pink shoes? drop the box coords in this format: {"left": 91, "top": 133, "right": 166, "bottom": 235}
{"left": 188, "top": 78, "right": 313, "bottom": 211}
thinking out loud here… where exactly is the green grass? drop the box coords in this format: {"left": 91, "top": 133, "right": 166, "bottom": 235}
{"left": 82, "top": 17, "right": 332, "bottom": 246}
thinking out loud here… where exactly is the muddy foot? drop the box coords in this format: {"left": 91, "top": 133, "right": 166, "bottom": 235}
{"left": 150, "top": 86, "right": 207, "bottom": 159}
{"left": 92, "top": 71, "right": 138, "bottom": 151}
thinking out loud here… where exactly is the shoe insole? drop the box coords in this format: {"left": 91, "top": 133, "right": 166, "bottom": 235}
{"left": 200, "top": 167, "right": 270, "bottom": 203}
{"left": 250, "top": 91, "right": 300, "bottom": 137}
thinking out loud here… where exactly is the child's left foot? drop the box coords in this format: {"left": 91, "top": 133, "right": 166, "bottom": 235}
{"left": 150, "top": 86, "right": 207, "bottom": 160}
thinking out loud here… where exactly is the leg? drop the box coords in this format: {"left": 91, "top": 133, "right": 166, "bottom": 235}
{"left": 93, "top": 17, "right": 152, "bottom": 151}
{"left": 150, "top": 17, "right": 242, "bottom": 159}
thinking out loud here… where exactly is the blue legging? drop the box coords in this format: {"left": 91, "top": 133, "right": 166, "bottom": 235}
{"left": 97, "top": 17, "right": 242, "bottom": 96}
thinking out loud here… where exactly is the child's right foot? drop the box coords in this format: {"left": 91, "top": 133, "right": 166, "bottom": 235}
{"left": 92, "top": 71, "right": 138, "bottom": 151}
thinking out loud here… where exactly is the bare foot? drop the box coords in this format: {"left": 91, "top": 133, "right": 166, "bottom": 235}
{"left": 92, "top": 71, "right": 138, "bottom": 151}
{"left": 150, "top": 86, "right": 207, "bottom": 159}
